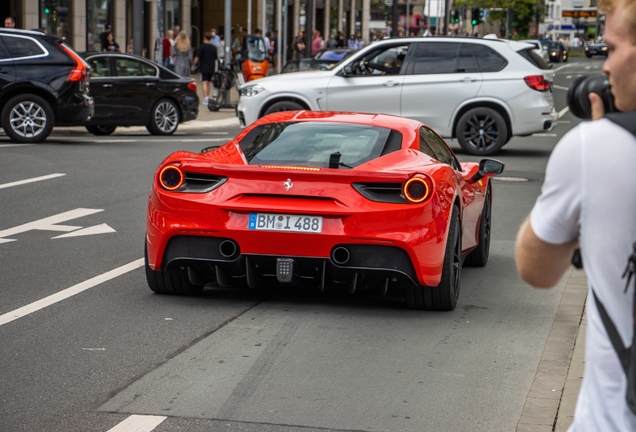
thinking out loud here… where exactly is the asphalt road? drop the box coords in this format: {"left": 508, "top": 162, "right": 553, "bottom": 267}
{"left": 0, "top": 57, "right": 603, "bottom": 432}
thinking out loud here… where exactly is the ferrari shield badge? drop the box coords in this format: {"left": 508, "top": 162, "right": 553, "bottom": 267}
{"left": 284, "top": 178, "right": 293, "bottom": 191}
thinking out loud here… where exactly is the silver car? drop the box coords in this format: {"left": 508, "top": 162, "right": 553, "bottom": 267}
{"left": 521, "top": 39, "right": 551, "bottom": 63}
{"left": 238, "top": 37, "right": 557, "bottom": 155}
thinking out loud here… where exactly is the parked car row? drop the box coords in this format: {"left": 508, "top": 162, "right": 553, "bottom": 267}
{"left": 0, "top": 28, "right": 198, "bottom": 143}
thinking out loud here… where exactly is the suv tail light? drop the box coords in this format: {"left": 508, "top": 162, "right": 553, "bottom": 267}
{"left": 524, "top": 75, "right": 551, "bottom": 92}
{"left": 59, "top": 42, "right": 88, "bottom": 82}
{"left": 187, "top": 81, "right": 197, "bottom": 92}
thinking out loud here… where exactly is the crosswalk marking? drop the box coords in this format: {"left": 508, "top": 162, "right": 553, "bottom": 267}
{"left": 106, "top": 415, "right": 167, "bottom": 432}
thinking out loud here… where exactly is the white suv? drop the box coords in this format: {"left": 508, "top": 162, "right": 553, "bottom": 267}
{"left": 237, "top": 37, "right": 557, "bottom": 155}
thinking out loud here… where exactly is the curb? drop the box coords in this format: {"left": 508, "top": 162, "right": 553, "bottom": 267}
{"left": 516, "top": 268, "right": 587, "bottom": 431}
{"left": 52, "top": 117, "right": 240, "bottom": 136}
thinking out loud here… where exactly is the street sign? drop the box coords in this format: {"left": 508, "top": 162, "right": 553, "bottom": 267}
{"left": 562, "top": 9, "right": 597, "bottom": 18}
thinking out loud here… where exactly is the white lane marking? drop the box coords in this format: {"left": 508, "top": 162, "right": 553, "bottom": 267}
{"left": 0, "top": 208, "right": 103, "bottom": 244}
{"left": 553, "top": 84, "right": 569, "bottom": 91}
{"left": 534, "top": 133, "right": 558, "bottom": 137}
{"left": 558, "top": 106, "right": 570, "bottom": 119}
{"left": 0, "top": 144, "right": 32, "bottom": 148}
{"left": 494, "top": 176, "right": 530, "bottom": 182}
{"left": 554, "top": 63, "right": 572, "bottom": 72}
{"left": 179, "top": 138, "right": 229, "bottom": 142}
{"left": 565, "top": 75, "right": 573, "bottom": 79}
{"left": 89, "top": 139, "right": 140, "bottom": 143}
{"left": 0, "top": 173, "right": 66, "bottom": 190}
{"left": 52, "top": 223, "right": 116, "bottom": 239}
{"left": 559, "top": 120, "right": 571, "bottom": 123}
{"left": 106, "top": 415, "right": 167, "bottom": 432}
{"left": 0, "top": 258, "right": 144, "bottom": 327}
{"left": 203, "top": 131, "right": 229, "bottom": 135}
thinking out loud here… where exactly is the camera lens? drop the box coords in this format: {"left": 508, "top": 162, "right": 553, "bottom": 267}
{"left": 567, "top": 75, "right": 616, "bottom": 119}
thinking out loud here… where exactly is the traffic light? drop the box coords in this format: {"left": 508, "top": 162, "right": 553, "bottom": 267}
{"left": 44, "top": 7, "right": 51, "bottom": 14}
{"left": 451, "top": 7, "right": 460, "bottom": 23}
{"left": 471, "top": 7, "right": 482, "bottom": 26}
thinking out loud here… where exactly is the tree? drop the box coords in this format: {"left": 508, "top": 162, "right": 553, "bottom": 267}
{"left": 457, "top": 0, "right": 543, "bottom": 38}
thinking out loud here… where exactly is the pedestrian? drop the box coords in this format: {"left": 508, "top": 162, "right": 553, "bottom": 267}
{"left": 102, "top": 32, "right": 120, "bottom": 52}
{"left": 337, "top": 31, "right": 346, "bottom": 48}
{"left": 294, "top": 31, "right": 305, "bottom": 60}
{"left": 347, "top": 33, "right": 356, "bottom": 49}
{"left": 162, "top": 30, "right": 174, "bottom": 70}
{"left": 210, "top": 28, "right": 221, "bottom": 47}
{"left": 231, "top": 26, "right": 245, "bottom": 59}
{"left": 216, "top": 34, "right": 225, "bottom": 65}
{"left": 312, "top": 30, "right": 324, "bottom": 56}
{"left": 172, "top": 31, "right": 193, "bottom": 77}
{"left": 193, "top": 31, "right": 218, "bottom": 106}
{"left": 269, "top": 30, "right": 278, "bottom": 68}
{"left": 172, "top": 25, "right": 180, "bottom": 40}
{"left": 327, "top": 34, "right": 337, "bottom": 48}
{"left": 99, "top": 24, "right": 111, "bottom": 51}
{"left": 126, "top": 36, "right": 133, "bottom": 54}
{"left": 516, "top": 0, "right": 636, "bottom": 429}
{"left": 4, "top": 16, "right": 15, "bottom": 28}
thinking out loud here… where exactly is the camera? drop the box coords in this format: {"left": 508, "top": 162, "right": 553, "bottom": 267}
{"left": 566, "top": 75, "right": 616, "bottom": 119}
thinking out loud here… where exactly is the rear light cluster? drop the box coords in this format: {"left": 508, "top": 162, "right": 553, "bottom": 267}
{"left": 59, "top": 42, "right": 88, "bottom": 82}
{"left": 353, "top": 174, "right": 434, "bottom": 204}
{"left": 524, "top": 75, "right": 551, "bottom": 92}
{"left": 158, "top": 164, "right": 227, "bottom": 193}
{"left": 187, "top": 81, "right": 197, "bottom": 92}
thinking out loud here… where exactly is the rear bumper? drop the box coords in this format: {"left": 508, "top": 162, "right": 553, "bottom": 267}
{"left": 180, "top": 93, "right": 199, "bottom": 122}
{"left": 56, "top": 94, "right": 94, "bottom": 124}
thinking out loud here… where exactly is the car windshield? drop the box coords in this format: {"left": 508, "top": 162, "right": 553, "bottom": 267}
{"left": 316, "top": 50, "right": 349, "bottom": 61}
{"left": 545, "top": 41, "right": 560, "bottom": 48}
{"left": 239, "top": 122, "right": 402, "bottom": 168}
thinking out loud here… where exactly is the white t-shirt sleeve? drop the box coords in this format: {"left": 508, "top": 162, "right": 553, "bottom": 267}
{"left": 530, "top": 126, "right": 583, "bottom": 244}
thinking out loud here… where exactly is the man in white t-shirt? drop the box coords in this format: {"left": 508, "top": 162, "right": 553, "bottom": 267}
{"left": 516, "top": 0, "right": 636, "bottom": 430}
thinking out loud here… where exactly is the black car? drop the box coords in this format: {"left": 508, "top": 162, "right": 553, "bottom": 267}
{"left": 0, "top": 29, "right": 93, "bottom": 143}
{"left": 585, "top": 42, "right": 609, "bottom": 58}
{"left": 79, "top": 52, "right": 198, "bottom": 135}
{"left": 544, "top": 40, "right": 569, "bottom": 63}
{"left": 281, "top": 48, "right": 355, "bottom": 74}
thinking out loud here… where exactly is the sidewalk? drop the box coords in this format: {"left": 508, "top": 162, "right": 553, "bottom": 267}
{"left": 53, "top": 73, "right": 240, "bottom": 135}
{"left": 517, "top": 268, "right": 587, "bottom": 432}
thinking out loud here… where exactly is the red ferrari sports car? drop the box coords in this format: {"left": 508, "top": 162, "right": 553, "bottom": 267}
{"left": 145, "top": 111, "right": 504, "bottom": 310}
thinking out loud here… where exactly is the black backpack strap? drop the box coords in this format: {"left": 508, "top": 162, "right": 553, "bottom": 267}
{"left": 592, "top": 286, "right": 631, "bottom": 373}
{"left": 606, "top": 110, "right": 636, "bottom": 138}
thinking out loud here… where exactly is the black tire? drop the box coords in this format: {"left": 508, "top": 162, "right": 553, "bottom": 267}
{"left": 1, "top": 94, "right": 54, "bottom": 143}
{"left": 146, "top": 99, "right": 179, "bottom": 135}
{"left": 456, "top": 107, "right": 508, "bottom": 156}
{"left": 405, "top": 206, "right": 462, "bottom": 311}
{"left": 464, "top": 185, "right": 491, "bottom": 267}
{"left": 144, "top": 244, "right": 204, "bottom": 295}
{"left": 585, "top": 53, "right": 592, "bottom": 58}
{"left": 263, "top": 100, "right": 305, "bottom": 116}
{"left": 85, "top": 125, "right": 117, "bottom": 136}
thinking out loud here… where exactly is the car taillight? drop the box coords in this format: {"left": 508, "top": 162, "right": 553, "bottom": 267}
{"left": 159, "top": 165, "right": 184, "bottom": 191}
{"left": 524, "top": 75, "right": 550, "bottom": 92}
{"left": 403, "top": 174, "right": 433, "bottom": 204}
{"left": 59, "top": 42, "right": 87, "bottom": 82}
{"left": 187, "top": 81, "right": 197, "bottom": 92}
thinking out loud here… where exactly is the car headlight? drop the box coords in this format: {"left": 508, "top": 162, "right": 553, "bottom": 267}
{"left": 240, "top": 85, "right": 265, "bottom": 97}
{"left": 585, "top": 46, "right": 589, "bottom": 50}
{"left": 602, "top": 46, "right": 608, "bottom": 50}
{"left": 551, "top": 51, "right": 557, "bottom": 56}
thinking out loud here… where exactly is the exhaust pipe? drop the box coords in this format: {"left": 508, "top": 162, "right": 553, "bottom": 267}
{"left": 219, "top": 240, "right": 238, "bottom": 258}
{"left": 332, "top": 247, "right": 350, "bottom": 265}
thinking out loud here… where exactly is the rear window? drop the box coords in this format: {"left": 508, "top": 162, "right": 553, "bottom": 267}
{"left": 2, "top": 35, "right": 46, "bottom": 59}
{"left": 239, "top": 122, "right": 403, "bottom": 169}
{"left": 517, "top": 48, "right": 551, "bottom": 70}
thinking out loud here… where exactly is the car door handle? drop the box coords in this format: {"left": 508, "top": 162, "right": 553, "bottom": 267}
{"left": 460, "top": 77, "right": 477, "bottom": 83}
{"left": 383, "top": 81, "right": 398, "bottom": 87}
{"left": 102, "top": 83, "right": 113, "bottom": 88}
{"left": 146, "top": 82, "right": 155, "bottom": 87}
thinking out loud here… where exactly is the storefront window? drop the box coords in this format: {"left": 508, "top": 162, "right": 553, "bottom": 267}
{"left": 40, "top": 0, "right": 70, "bottom": 41}
{"left": 87, "top": 0, "right": 112, "bottom": 52}
{"left": 163, "top": 0, "right": 180, "bottom": 35}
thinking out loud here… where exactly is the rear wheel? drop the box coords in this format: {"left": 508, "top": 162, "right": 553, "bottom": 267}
{"left": 263, "top": 100, "right": 305, "bottom": 116}
{"left": 1, "top": 94, "right": 54, "bottom": 143}
{"left": 146, "top": 99, "right": 179, "bottom": 135}
{"left": 464, "top": 185, "right": 492, "bottom": 267}
{"left": 406, "top": 206, "right": 462, "bottom": 311}
{"left": 144, "top": 244, "right": 204, "bottom": 295}
{"left": 85, "top": 125, "right": 116, "bottom": 136}
{"left": 456, "top": 107, "right": 508, "bottom": 156}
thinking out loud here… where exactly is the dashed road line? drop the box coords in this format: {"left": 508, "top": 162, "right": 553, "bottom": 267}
{"left": 179, "top": 138, "right": 229, "bottom": 142}
{"left": 0, "top": 173, "right": 65, "bottom": 190}
{"left": 0, "top": 258, "right": 144, "bottom": 327}
{"left": 558, "top": 106, "right": 570, "bottom": 119}
{"left": 0, "top": 143, "right": 32, "bottom": 148}
{"left": 554, "top": 63, "right": 572, "bottom": 72}
{"left": 106, "top": 415, "right": 167, "bottom": 432}
{"left": 553, "top": 84, "right": 570, "bottom": 91}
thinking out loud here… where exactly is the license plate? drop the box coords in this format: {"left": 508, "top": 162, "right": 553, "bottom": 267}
{"left": 248, "top": 213, "right": 323, "bottom": 233}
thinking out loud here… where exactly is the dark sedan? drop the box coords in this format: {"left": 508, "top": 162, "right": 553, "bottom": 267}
{"left": 585, "top": 42, "right": 609, "bottom": 57}
{"left": 281, "top": 49, "right": 355, "bottom": 74}
{"left": 78, "top": 52, "right": 198, "bottom": 135}
{"left": 544, "top": 41, "right": 568, "bottom": 63}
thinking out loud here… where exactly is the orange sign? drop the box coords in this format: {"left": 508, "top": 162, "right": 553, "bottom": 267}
{"left": 562, "top": 10, "right": 597, "bottom": 17}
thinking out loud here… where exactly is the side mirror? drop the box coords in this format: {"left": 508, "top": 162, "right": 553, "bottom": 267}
{"left": 342, "top": 65, "right": 353, "bottom": 76}
{"left": 469, "top": 159, "right": 505, "bottom": 184}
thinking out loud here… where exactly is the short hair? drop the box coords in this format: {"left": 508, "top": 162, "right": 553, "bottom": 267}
{"left": 599, "top": 0, "right": 636, "bottom": 43}
{"left": 5, "top": 16, "right": 15, "bottom": 24}
{"left": 203, "top": 31, "right": 212, "bottom": 41}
